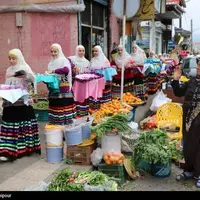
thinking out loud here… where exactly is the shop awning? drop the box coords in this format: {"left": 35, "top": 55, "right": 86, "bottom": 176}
{"left": 0, "top": 0, "right": 85, "bottom": 13}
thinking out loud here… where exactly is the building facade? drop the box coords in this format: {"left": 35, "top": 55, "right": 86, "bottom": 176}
{"left": 136, "top": 0, "right": 186, "bottom": 54}
{"left": 0, "top": 0, "right": 121, "bottom": 93}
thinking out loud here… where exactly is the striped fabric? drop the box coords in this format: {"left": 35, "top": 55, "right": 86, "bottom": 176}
{"left": 75, "top": 99, "right": 90, "bottom": 118}
{"left": 0, "top": 106, "right": 41, "bottom": 159}
{"left": 112, "top": 82, "right": 135, "bottom": 99}
{"left": 147, "top": 73, "right": 159, "bottom": 94}
{"left": 49, "top": 103, "right": 76, "bottom": 125}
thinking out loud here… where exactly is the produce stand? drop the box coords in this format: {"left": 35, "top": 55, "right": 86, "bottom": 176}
{"left": 97, "top": 162, "right": 126, "bottom": 184}
{"left": 33, "top": 99, "right": 49, "bottom": 122}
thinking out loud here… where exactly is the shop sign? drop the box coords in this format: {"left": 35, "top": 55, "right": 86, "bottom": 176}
{"left": 134, "top": 0, "right": 155, "bottom": 20}
{"left": 166, "top": 0, "right": 180, "bottom": 5}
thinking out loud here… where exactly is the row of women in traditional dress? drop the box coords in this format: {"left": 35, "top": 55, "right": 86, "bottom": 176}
{"left": 0, "top": 43, "right": 153, "bottom": 161}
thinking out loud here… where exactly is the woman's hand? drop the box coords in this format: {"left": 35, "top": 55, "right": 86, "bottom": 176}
{"left": 46, "top": 70, "right": 55, "bottom": 74}
{"left": 6, "top": 73, "right": 14, "bottom": 79}
{"left": 173, "top": 67, "right": 182, "bottom": 80}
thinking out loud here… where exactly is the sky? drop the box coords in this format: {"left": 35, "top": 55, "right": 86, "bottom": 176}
{"left": 174, "top": 0, "right": 200, "bottom": 42}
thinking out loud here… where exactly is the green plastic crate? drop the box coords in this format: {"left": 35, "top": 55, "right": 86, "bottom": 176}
{"left": 34, "top": 109, "right": 48, "bottom": 122}
{"left": 97, "top": 163, "right": 125, "bottom": 184}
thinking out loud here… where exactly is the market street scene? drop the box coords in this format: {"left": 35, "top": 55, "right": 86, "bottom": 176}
{"left": 0, "top": 0, "right": 200, "bottom": 192}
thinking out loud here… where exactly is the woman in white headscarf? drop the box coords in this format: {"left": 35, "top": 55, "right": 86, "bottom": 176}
{"left": 131, "top": 44, "right": 147, "bottom": 65}
{"left": 90, "top": 45, "right": 117, "bottom": 104}
{"left": 0, "top": 49, "right": 41, "bottom": 162}
{"left": 47, "top": 43, "right": 76, "bottom": 125}
{"left": 112, "top": 45, "right": 135, "bottom": 98}
{"left": 69, "top": 45, "right": 90, "bottom": 75}
{"left": 90, "top": 45, "right": 117, "bottom": 82}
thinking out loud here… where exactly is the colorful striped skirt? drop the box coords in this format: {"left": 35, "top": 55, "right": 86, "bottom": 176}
{"left": 112, "top": 78, "right": 134, "bottom": 99}
{"left": 48, "top": 98, "right": 77, "bottom": 125}
{"left": 89, "top": 83, "right": 112, "bottom": 114}
{"left": 0, "top": 105, "right": 41, "bottom": 160}
{"left": 147, "top": 73, "right": 159, "bottom": 94}
{"left": 75, "top": 99, "right": 90, "bottom": 118}
{"left": 133, "top": 77, "right": 148, "bottom": 101}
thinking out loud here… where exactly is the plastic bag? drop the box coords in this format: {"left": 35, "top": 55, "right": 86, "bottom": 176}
{"left": 84, "top": 180, "right": 118, "bottom": 191}
{"left": 121, "top": 139, "right": 133, "bottom": 153}
{"left": 150, "top": 90, "right": 171, "bottom": 112}
{"left": 128, "top": 122, "right": 138, "bottom": 130}
{"left": 90, "top": 148, "right": 104, "bottom": 166}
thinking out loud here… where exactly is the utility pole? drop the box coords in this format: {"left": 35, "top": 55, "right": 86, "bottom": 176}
{"left": 179, "top": 18, "right": 182, "bottom": 28}
{"left": 191, "top": 19, "right": 193, "bottom": 53}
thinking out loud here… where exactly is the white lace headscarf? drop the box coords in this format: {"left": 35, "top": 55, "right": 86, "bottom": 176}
{"left": 131, "top": 44, "right": 147, "bottom": 65}
{"left": 48, "top": 43, "right": 72, "bottom": 90}
{"left": 6, "top": 49, "right": 37, "bottom": 94}
{"left": 90, "top": 45, "right": 110, "bottom": 70}
{"left": 114, "top": 45, "right": 133, "bottom": 68}
{"left": 69, "top": 45, "right": 90, "bottom": 73}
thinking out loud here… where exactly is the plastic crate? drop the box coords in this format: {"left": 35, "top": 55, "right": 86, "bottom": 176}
{"left": 34, "top": 109, "right": 48, "bottom": 122}
{"left": 66, "top": 144, "right": 95, "bottom": 165}
{"left": 97, "top": 162, "right": 126, "bottom": 184}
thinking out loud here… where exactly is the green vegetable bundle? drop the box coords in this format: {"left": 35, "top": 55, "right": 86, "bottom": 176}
{"left": 33, "top": 101, "right": 49, "bottom": 110}
{"left": 91, "top": 113, "right": 132, "bottom": 138}
{"left": 48, "top": 169, "right": 83, "bottom": 191}
{"left": 133, "top": 129, "right": 178, "bottom": 167}
{"left": 48, "top": 169, "right": 118, "bottom": 191}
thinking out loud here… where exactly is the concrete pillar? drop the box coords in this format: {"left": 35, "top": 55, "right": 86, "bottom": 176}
{"left": 149, "top": 20, "right": 156, "bottom": 52}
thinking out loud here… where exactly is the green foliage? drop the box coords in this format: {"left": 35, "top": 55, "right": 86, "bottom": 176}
{"left": 91, "top": 113, "right": 132, "bottom": 138}
{"left": 133, "top": 129, "right": 179, "bottom": 167}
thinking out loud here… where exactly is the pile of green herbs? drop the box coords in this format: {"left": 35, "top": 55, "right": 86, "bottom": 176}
{"left": 91, "top": 113, "right": 132, "bottom": 139}
{"left": 133, "top": 129, "right": 179, "bottom": 168}
{"left": 48, "top": 168, "right": 118, "bottom": 191}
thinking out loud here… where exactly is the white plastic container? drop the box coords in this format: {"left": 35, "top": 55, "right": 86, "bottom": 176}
{"left": 44, "top": 125, "right": 64, "bottom": 147}
{"left": 101, "top": 133, "right": 121, "bottom": 153}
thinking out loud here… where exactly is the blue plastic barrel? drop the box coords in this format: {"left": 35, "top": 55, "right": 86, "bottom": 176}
{"left": 46, "top": 146, "right": 63, "bottom": 164}
{"left": 82, "top": 125, "right": 91, "bottom": 140}
{"left": 64, "top": 125, "right": 83, "bottom": 146}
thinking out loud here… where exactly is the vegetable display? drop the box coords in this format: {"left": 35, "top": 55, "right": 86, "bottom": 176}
{"left": 140, "top": 115, "right": 157, "bottom": 130}
{"left": 92, "top": 99, "right": 132, "bottom": 123}
{"left": 33, "top": 101, "right": 49, "bottom": 110}
{"left": 48, "top": 169, "right": 83, "bottom": 191}
{"left": 134, "top": 129, "right": 178, "bottom": 167}
{"left": 48, "top": 169, "right": 118, "bottom": 191}
{"left": 104, "top": 152, "right": 125, "bottom": 165}
{"left": 122, "top": 92, "right": 144, "bottom": 105}
{"left": 91, "top": 113, "right": 132, "bottom": 138}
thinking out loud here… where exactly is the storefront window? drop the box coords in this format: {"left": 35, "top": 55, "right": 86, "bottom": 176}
{"left": 81, "top": 0, "right": 107, "bottom": 60}
{"left": 92, "top": 3, "right": 104, "bottom": 27}
{"left": 81, "top": 0, "right": 91, "bottom": 25}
